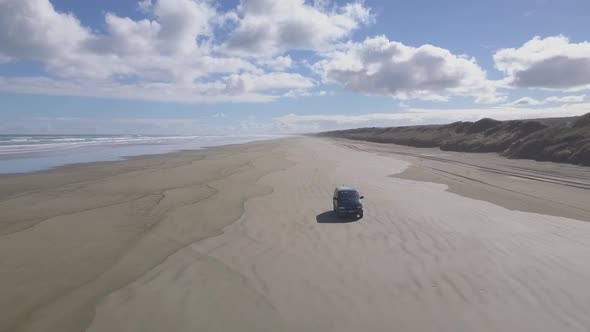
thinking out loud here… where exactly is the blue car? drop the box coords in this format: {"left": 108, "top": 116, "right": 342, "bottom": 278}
{"left": 333, "top": 186, "right": 364, "bottom": 218}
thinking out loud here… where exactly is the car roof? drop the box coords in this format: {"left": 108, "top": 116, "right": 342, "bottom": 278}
{"left": 335, "top": 186, "right": 357, "bottom": 192}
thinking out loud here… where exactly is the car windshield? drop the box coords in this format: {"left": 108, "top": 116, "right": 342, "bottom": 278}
{"left": 339, "top": 191, "right": 359, "bottom": 201}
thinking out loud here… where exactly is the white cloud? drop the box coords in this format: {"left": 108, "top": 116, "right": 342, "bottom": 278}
{"left": 138, "top": 0, "right": 154, "bottom": 13}
{"left": 544, "top": 94, "right": 585, "bottom": 103}
{"left": 274, "top": 103, "right": 590, "bottom": 133}
{"left": 313, "top": 36, "right": 500, "bottom": 103}
{"left": 0, "top": 76, "right": 277, "bottom": 103}
{"left": 150, "top": 0, "right": 216, "bottom": 55}
{"left": 0, "top": 69, "right": 314, "bottom": 105}
{"left": 1, "top": 2, "right": 587, "bottom": 108}
{"left": 257, "top": 55, "right": 293, "bottom": 71}
{"left": 505, "top": 94, "right": 586, "bottom": 107}
{"left": 0, "top": 0, "right": 322, "bottom": 102}
{"left": 0, "top": 0, "right": 90, "bottom": 59}
{"left": 283, "top": 89, "right": 329, "bottom": 98}
{"left": 494, "top": 35, "right": 590, "bottom": 90}
{"left": 224, "top": 72, "right": 315, "bottom": 93}
{"left": 504, "top": 96, "right": 544, "bottom": 107}
{"left": 0, "top": 0, "right": 239, "bottom": 82}
{"left": 223, "top": 0, "right": 373, "bottom": 55}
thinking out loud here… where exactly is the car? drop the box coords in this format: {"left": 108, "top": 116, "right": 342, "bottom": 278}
{"left": 333, "top": 186, "right": 364, "bottom": 218}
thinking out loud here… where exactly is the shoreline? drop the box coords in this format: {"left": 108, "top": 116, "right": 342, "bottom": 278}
{"left": 0, "top": 138, "right": 290, "bottom": 202}
{"left": 0, "top": 138, "right": 284, "bottom": 176}
{"left": 0, "top": 135, "right": 288, "bottom": 175}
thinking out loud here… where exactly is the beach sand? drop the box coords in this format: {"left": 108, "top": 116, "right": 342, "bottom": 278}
{"left": 2, "top": 137, "right": 590, "bottom": 332}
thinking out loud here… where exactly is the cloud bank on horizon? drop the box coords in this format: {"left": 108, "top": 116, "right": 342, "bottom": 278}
{"left": 0, "top": 0, "right": 589, "bottom": 133}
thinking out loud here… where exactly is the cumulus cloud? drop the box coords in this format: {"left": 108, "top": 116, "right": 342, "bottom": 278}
{"left": 0, "top": 0, "right": 90, "bottom": 60}
{"left": 1, "top": 1, "right": 587, "bottom": 108}
{"left": 313, "top": 36, "right": 500, "bottom": 103}
{"left": 494, "top": 36, "right": 590, "bottom": 90}
{"left": 223, "top": 72, "right": 314, "bottom": 93}
{"left": 91, "top": 0, "right": 216, "bottom": 56}
{"left": 3, "top": 0, "right": 254, "bottom": 82}
{"left": 223, "top": 0, "right": 373, "bottom": 55}
{"left": 0, "top": 0, "right": 319, "bottom": 102}
{"left": 0, "top": 0, "right": 238, "bottom": 81}
{"left": 257, "top": 55, "right": 293, "bottom": 71}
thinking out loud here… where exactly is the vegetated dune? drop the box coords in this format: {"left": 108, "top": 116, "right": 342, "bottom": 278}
{"left": 318, "top": 112, "right": 590, "bottom": 166}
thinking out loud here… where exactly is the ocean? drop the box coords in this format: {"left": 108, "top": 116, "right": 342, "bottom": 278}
{"left": 0, "top": 134, "right": 283, "bottom": 174}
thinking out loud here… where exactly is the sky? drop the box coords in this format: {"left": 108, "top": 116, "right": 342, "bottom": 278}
{"left": 0, "top": 0, "right": 589, "bottom": 134}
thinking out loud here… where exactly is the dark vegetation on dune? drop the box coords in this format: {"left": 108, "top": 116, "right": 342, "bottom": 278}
{"left": 318, "top": 113, "right": 590, "bottom": 166}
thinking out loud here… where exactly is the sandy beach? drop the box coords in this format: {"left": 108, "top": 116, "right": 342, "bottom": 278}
{"left": 2, "top": 137, "right": 590, "bottom": 332}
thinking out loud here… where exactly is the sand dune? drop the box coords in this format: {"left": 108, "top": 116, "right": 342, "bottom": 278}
{"left": 319, "top": 112, "right": 590, "bottom": 166}
{"left": 2, "top": 137, "right": 590, "bottom": 332}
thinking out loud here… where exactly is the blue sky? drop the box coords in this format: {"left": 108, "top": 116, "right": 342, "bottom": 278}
{"left": 0, "top": 0, "right": 589, "bottom": 134}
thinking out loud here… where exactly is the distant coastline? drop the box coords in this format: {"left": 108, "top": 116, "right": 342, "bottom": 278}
{"left": 317, "top": 113, "right": 590, "bottom": 166}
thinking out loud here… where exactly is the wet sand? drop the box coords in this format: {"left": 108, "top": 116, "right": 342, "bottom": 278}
{"left": 2, "top": 137, "right": 590, "bottom": 332}
{"left": 338, "top": 139, "right": 590, "bottom": 221}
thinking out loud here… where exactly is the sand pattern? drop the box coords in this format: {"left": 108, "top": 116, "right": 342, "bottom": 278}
{"left": 2, "top": 138, "right": 590, "bottom": 332}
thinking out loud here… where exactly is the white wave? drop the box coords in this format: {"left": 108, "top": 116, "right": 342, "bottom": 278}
{"left": 50, "top": 138, "right": 89, "bottom": 142}
{"left": 0, "top": 135, "right": 284, "bottom": 156}
{"left": 8, "top": 138, "right": 35, "bottom": 143}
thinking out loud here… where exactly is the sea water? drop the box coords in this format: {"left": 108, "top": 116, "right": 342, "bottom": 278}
{"left": 0, "top": 134, "right": 283, "bottom": 174}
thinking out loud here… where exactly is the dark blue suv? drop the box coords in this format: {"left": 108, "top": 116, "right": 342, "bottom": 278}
{"left": 333, "top": 187, "right": 364, "bottom": 218}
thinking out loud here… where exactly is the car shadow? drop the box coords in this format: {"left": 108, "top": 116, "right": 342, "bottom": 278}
{"left": 316, "top": 211, "right": 360, "bottom": 224}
